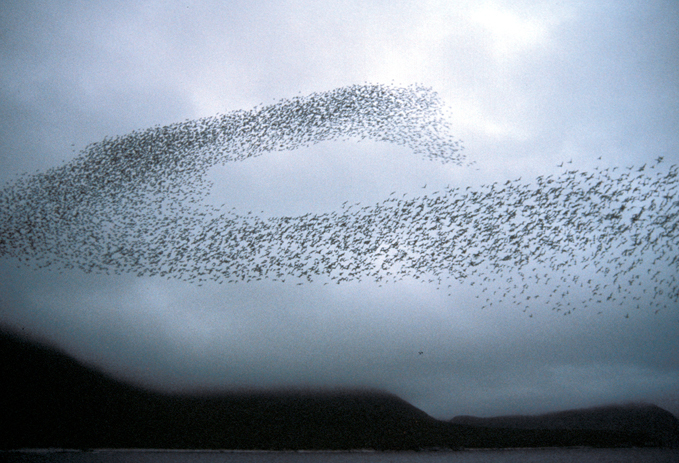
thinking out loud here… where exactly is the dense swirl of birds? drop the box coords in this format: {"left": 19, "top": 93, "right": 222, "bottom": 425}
{"left": 1, "top": 83, "right": 677, "bottom": 316}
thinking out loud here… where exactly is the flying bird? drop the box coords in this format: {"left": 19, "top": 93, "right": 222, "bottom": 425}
{"left": 0, "top": 83, "right": 676, "bottom": 318}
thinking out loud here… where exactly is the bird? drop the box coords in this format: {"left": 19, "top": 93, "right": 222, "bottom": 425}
{"left": 0, "top": 82, "right": 676, "bottom": 320}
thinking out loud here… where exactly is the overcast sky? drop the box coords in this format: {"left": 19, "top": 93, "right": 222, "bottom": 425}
{"left": 1, "top": 0, "right": 678, "bottom": 420}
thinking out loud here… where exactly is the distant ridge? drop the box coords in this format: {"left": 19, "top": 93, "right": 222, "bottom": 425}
{"left": 450, "top": 403, "right": 679, "bottom": 448}
{"left": 2, "top": 329, "right": 677, "bottom": 450}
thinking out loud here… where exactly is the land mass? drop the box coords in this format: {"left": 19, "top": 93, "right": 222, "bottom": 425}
{"left": 2, "top": 330, "right": 677, "bottom": 450}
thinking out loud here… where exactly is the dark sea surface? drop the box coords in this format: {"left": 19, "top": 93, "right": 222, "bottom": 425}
{"left": 4, "top": 448, "right": 679, "bottom": 463}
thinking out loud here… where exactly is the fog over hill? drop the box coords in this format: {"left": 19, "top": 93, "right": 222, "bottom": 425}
{"left": 2, "top": 330, "right": 678, "bottom": 450}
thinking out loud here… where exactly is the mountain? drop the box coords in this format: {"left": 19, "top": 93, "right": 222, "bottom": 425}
{"left": 2, "top": 329, "right": 677, "bottom": 450}
{"left": 450, "top": 403, "right": 679, "bottom": 448}
{"left": 0, "top": 330, "right": 451, "bottom": 450}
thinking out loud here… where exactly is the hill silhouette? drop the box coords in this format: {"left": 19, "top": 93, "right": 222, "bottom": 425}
{"left": 451, "top": 403, "right": 679, "bottom": 449}
{"left": 2, "top": 329, "right": 677, "bottom": 450}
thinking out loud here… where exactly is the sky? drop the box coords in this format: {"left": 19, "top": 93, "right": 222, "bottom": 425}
{"left": 1, "top": 0, "right": 678, "bottom": 420}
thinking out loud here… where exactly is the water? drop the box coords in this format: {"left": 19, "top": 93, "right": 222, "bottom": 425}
{"left": 4, "top": 448, "right": 679, "bottom": 463}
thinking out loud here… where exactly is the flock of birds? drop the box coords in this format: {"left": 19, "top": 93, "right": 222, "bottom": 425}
{"left": 1, "top": 83, "right": 677, "bottom": 317}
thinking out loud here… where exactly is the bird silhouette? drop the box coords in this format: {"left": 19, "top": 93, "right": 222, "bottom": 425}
{"left": 0, "top": 83, "right": 676, "bottom": 318}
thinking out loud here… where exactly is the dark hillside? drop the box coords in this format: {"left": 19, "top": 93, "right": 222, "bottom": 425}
{"left": 2, "top": 329, "right": 677, "bottom": 450}
{"left": 0, "top": 330, "right": 451, "bottom": 450}
{"left": 451, "top": 404, "right": 679, "bottom": 448}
